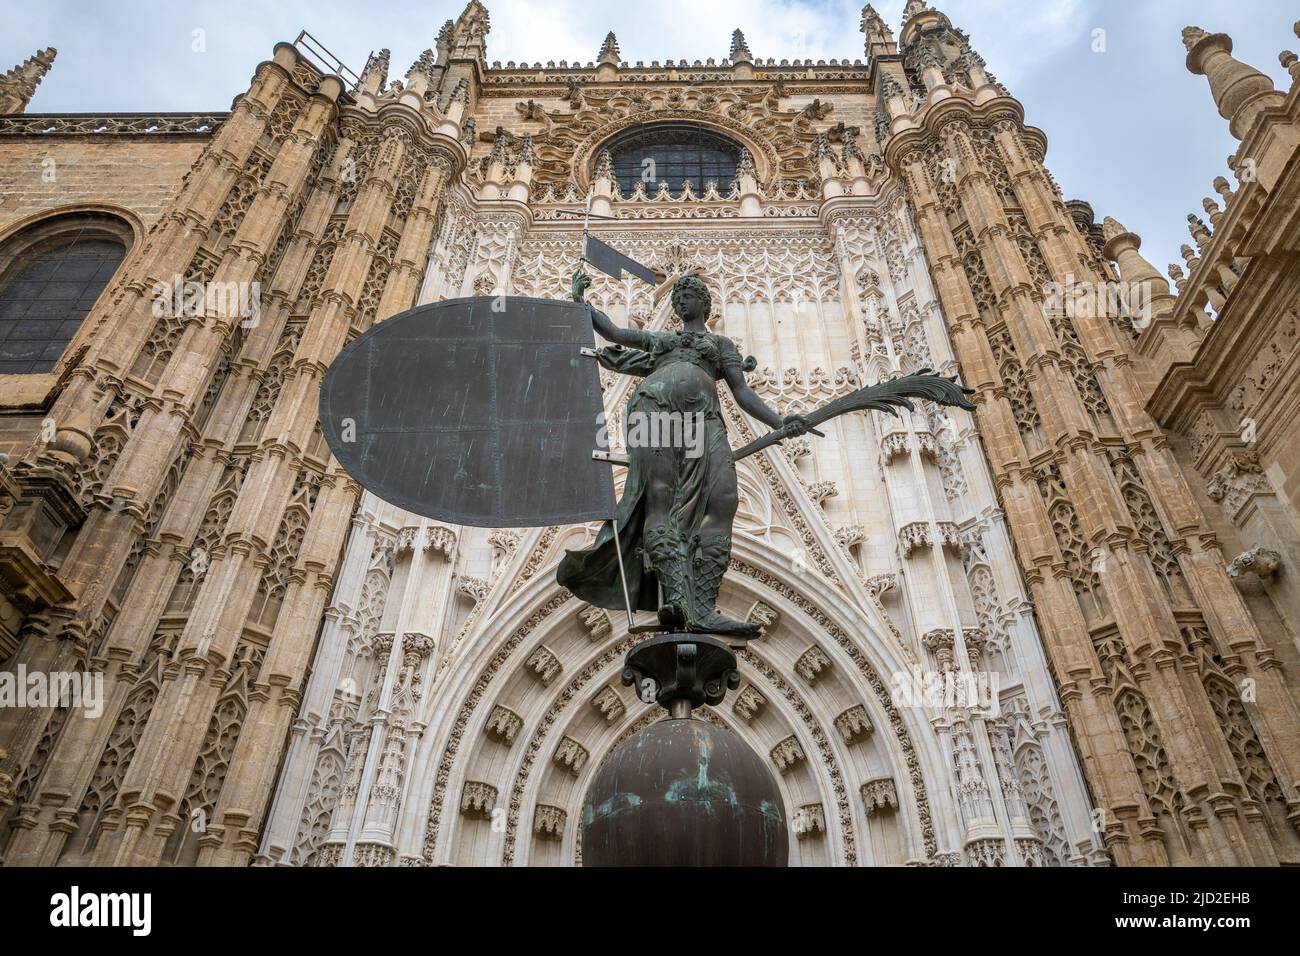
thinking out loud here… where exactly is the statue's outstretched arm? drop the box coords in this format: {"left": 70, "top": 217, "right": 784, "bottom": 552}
{"left": 571, "top": 268, "right": 649, "bottom": 349}
{"left": 722, "top": 361, "right": 812, "bottom": 434}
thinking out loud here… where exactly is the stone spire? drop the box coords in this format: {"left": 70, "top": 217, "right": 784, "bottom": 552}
{"left": 594, "top": 148, "right": 615, "bottom": 183}
{"left": 730, "top": 29, "right": 754, "bottom": 79}
{"left": 730, "top": 29, "right": 753, "bottom": 64}
{"left": 356, "top": 48, "right": 390, "bottom": 96}
{"left": 0, "top": 47, "right": 56, "bottom": 114}
{"left": 404, "top": 48, "right": 437, "bottom": 96}
{"left": 434, "top": 3, "right": 489, "bottom": 120}
{"left": 598, "top": 31, "right": 620, "bottom": 65}
{"left": 596, "top": 31, "right": 620, "bottom": 80}
{"left": 447, "top": 1, "right": 491, "bottom": 64}
{"left": 435, "top": 19, "right": 456, "bottom": 64}
{"left": 1183, "top": 25, "right": 1286, "bottom": 139}
{"left": 860, "top": 5, "right": 895, "bottom": 60}
{"left": 735, "top": 147, "right": 756, "bottom": 180}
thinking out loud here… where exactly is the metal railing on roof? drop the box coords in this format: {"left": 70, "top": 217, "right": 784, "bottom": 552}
{"left": 293, "top": 30, "right": 363, "bottom": 93}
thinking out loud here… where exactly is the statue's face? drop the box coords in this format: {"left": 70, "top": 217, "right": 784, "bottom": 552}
{"left": 677, "top": 287, "right": 705, "bottom": 322}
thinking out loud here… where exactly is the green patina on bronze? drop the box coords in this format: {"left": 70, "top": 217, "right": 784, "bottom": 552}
{"left": 558, "top": 271, "right": 800, "bottom": 637}
{"left": 580, "top": 718, "right": 789, "bottom": 866}
{"left": 559, "top": 268, "right": 976, "bottom": 639}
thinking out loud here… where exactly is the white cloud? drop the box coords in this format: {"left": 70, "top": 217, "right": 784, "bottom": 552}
{"left": 1, "top": 0, "right": 1296, "bottom": 284}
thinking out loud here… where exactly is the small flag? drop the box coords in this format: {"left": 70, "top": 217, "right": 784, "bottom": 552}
{"left": 584, "top": 234, "right": 660, "bottom": 286}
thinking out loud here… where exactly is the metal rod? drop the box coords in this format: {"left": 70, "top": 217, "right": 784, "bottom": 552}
{"left": 550, "top": 208, "right": 621, "bottom": 220}
{"left": 583, "top": 186, "right": 634, "bottom": 633}
{"left": 610, "top": 508, "right": 636, "bottom": 633}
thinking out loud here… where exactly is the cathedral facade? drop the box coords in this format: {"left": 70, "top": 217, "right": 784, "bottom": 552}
{"left": 0, "top": 2, "right": 1297, "bottom": 867}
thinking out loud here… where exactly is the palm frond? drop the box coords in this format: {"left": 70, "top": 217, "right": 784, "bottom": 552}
{"left": 731, "top": 368, "right": 977, "bottom": 461}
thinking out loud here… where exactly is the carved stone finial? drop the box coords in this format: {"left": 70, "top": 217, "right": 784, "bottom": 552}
{"left": 735, "top": 147, "right": 756, "bottom": 180}
{"left": 730, "top": 29, "right": 753, "bottom": 64}
{"left": 436, "top": 19, "right": 455, "bottom": 61}
{"left": 812, "top": 131, "right": 835, "bottom": 165}
{"left": 1282, "top": 51, "right": 1300, "bottom": 82}
{"left": 599, "top": 31, "right": 620, "bottom": 65}
{"left": 0, "top": 46, "right": 57, "bottom": 114}
{"left": 1183, "top": 24, "right": 1285, "bottom": 139}
{"left": 841, "top": 125, "right": 865, "bottom": 162}
{"left": 1101, "top": 215, "right": 1128, "bottom": 243}
{"left": 1188, "top": 214, "right": 1212, "bottom": 249}
{"left": 406, "top": 48, "right": 436, "bottom": 84}
{"left": 878, "top": 70, "right": 904, "bottom": 100}
{"left": 1182, "top": 25, "right": 1210, "bottom": 52}
{"left": 487, "top": 127, "right": 510, "bottom": 166}
{"left": 594, "top": 148, "right": 615, "bottom": 182}
{"left": 958, "top": 38, "right": 986, "bottom": 68}
{"left": 356, "top": 47, "right": 390, "bottom": 95}
{"left": 516, "top": 134, "right": 537, "bottom": 167}
{"left": 860, "top": 4, "right": 896, "bottom": 58}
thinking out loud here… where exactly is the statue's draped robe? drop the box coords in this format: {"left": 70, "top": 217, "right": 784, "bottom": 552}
{"left": 558, "top": 328, "right": 743, "bottom": 612}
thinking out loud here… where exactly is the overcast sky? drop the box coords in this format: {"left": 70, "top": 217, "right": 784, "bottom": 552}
{"left": 3, "top": 0, "right": 1296, "bottom": 273}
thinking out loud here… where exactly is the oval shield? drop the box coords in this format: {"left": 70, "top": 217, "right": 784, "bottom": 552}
{"left": 319, "top": 296, "right": 614, "bottom": 528}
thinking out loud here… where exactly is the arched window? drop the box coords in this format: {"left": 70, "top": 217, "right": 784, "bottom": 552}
{"left": 602, "top": 123, "right": 743, "bottom": 198}
{"left": 0, "top": 213, "right": 131, "bottom": 374}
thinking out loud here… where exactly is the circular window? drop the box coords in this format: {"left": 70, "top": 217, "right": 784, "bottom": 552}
{"left": 601, "top": 123, "right": 743, "bottom": 198}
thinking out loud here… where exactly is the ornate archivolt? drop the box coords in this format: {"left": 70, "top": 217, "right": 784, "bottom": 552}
{"left": 410, "top": 533, "right": 951, "bottom": 867}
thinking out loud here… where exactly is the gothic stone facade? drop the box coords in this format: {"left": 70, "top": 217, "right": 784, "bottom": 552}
{"left": 0, "top": 2, "right": 1297, "bottom": 867}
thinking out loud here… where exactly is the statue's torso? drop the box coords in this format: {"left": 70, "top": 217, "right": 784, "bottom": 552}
{"left": 632, "top": 330, "right": 729, "bottom": 416}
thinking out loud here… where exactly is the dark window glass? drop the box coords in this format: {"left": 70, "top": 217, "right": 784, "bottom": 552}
{"left": 606, "top": 124, "right": 741, "bottom": 198}
{"left": 0, "top": 236, "right": 125, "bottom": 374}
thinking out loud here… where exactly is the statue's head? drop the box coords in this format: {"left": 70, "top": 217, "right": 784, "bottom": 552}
{"left": 671, "top": 274, "right": 711, "bottom": 323}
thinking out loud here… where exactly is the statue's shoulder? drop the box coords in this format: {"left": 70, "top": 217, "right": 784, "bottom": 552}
{"left": 711, "top": 333, "right": 755, "bottom": 372}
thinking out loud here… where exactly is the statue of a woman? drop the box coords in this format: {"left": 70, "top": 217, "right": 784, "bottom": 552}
{"left": 558, "top": 271, "right": 811, "bottom": 637}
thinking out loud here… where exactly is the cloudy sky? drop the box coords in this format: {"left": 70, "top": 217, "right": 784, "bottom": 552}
{"left": 3, "top": 0, "right": 1296, "bottom": 273}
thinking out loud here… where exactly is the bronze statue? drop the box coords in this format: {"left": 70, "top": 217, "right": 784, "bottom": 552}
{"left": 560, "top": 269, "right": 977, "bottom": 639}
{"left": 558, "top": 271, "right": 806, "bottom": 637}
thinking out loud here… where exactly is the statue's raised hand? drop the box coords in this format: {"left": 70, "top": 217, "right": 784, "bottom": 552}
{"left": 571, "top": 268, "right": 592, "bottom": 302}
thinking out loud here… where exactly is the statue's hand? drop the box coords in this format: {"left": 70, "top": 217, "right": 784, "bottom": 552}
{"left": 571, "top": 268, "right": 592, "bottom": 302}
{"left": 780, "top": 414, "right": 825, "bottom": 439}
{"left": 782, "top": 414, "right": 812, "bottom": 437}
